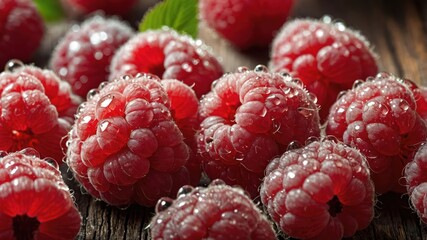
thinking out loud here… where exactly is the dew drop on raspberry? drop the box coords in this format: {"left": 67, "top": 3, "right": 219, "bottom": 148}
{"left": 98, "top": 81, "right": 109, "bottom": 90}
{"left": 280, "top": 72, "right": 291, "bottom": 78}
{"left": 86, "top": 89, "right": 99, "bottom": 100}
{"left": 376, "top": 72, "right": 391, "bottom": 79}
{"left": 237, "top": 66, "right": 249, "bottom": 73}
{"left": 287, "top": 141, "right": 303, "bottom": 150}
{"left": 334, "top": 21, "right": 347, "bottom": 31}
{"left": 44, "top": 157, "right": 59, "bottom": 169}
{"left": 254, "top": 65, "right": 269, "bottom": 73}
{"left": 20, "top": 148, "right": 40, "bottom": 158}
{"left": 321, "top": 15, "right": 333, "bottom": 23}
{"left": 211, "top": 79, "right": 219, "bottom": 89}
{"left": 120, "top": 75, "right": 132, "bottom": 81}
{"left": 5, "top": 59, "right": 24, "bottom": 72}
{"left": 352, "top": 79, "right": 365, "bottom": 89}
{"left": 336, "top": 90, "right": 347, "bottom": 100}
{"left": 291, "top": 78, "right": 304, "bottom": 88}
{"left": 155, "top": 197, "right": 174, "bottom": 213}
{"left": 177, "top": 185, "right": 194, "bottom": 197}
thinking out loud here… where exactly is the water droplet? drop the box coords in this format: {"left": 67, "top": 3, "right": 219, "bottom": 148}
{"left": 335, "top": 21, "right": 346, "bottom": 31}
{"left": 94, "top": 51, "right": 103, "bottom": 60}
{"left": 155, "top": 197, "right": 174, "bottom": 213}
{"left": 366, "top": 76, "right": 375, "bottom": 82}
{"left": 77, "top": 103, "right": 87, "bottom": 114}
{"left": 398, "top": 100, "right": 410, "bottom": 111}
{"left": 283, "top": 87, "right": 291, "bottom": 94}
{"left": 90, "top": 31, "right": 108, "bottom": 45}
{"left": 237, "top": 66, "right": 249, "bottom": 73}
{"left": 336, "top": 90, "right": 347, "bottom": 100}
{"left": 99, "top": 120, "right": 109, "bottom": 131}
{"left": 20, "top": 148, "right": 40, "bottom": 158}
{"left": 120, "top": 75, "right": 132, "bottom": 81}
{"left": 177, "top": 185, "right": 194, "bottom": 197}
{"left": 211, "top": 80, "right": 218, "bottom": 89}
{"left": 210, "top": 179, "right": 226, "bottom": 186}
{"left": 287, "top": 171, "right": 296, "bottom": 179}
{"left": 305, "top": 136, "right": 319, "bottom": 145}
{"left": 86, "top": 89, "right": 99, "bottom": 100}
{"left": 65, "top": 140, "right": 71, "bottom": 147}
{"left": 182, "top": 63, "right": 192, "bottom": 72}
{"left": 254, "top": 65, "right": 269, "bottom": 73}
{"left": 5, "top": 59, "right": 24, "bottom": 72}
{"left": 376, "top": 72, "right": 390, "bottom": 79}
{"left": 44, "top": 157, "right": 59, "bottom": 169}
{"left": 291, "top": 78, "right": 304, "bottom": 88}
{"left": 267, "top": 94, "right": 281, "bottom": 106}
{"left": 69, "top": 41, "right": 81, "bottom": 52}
{"left": 352, "top": 80, "right": 364, "bottom": 89}
{"left": 287, "top": 141, "right": 302, "bottom": 151}
{"left": 98, "top": 81, "right": 109, "bottom": 90}
{"left": 322, "top": 15, "right": 332, "bottom": 24}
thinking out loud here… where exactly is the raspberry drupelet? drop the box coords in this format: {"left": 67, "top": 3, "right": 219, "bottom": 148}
{"left": 150, "top": 180, "right": 277, "bottom": 240}
{"left": 109, "top": 28, "right": 224, "bottom": 98}
{"left": 260, "top": 139, "right": 375, "bottom": 240}
{"left": 66, "top": 74, "right": 199, "bottom": 207}
{"left": 196, "top": 65, "right": 321, "bottom": 197}
{"left": 269, "top": 17, "right": 379, "bottom": 120}
{"left": 326, "top": 72, "right": 427, "bottom": 193}
{"left": 0, "top": 149, "right": 81, "bottom": 239}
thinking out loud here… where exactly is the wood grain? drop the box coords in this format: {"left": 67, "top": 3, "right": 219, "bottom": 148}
{"left": 40, "top": 0, "right": 427, "bottom": 239}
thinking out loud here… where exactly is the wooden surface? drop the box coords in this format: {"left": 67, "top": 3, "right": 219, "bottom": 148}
{"left": 36, "top": 0, "right": 427, "bottom": 239}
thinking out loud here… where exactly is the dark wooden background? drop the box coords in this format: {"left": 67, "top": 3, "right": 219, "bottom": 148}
{"left": 35, "top": 0, "right": 427, "bottom": 239}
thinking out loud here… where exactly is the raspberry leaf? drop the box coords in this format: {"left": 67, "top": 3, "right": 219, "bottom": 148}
{"left": 33, "top": 0, "right": 65, "bottom": 22}
{"left": 139, "top": 0, "right": 198, "bottom": 38}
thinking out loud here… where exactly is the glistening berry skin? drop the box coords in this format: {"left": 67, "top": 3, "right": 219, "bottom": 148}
{"left": 0, "top": 61, "right": 81, "bottom": 163}
{"left": 50, "top": 15, "right": 134, "bottom": 98}
{"left": 260, "top": 139, "right": 375, "bottom": 240}
{"left": 0, "top": 149, "right": 81, "bottom": 239}
{"left": 404, "top": 143, "right": 427, "bottom": 223}
{"left": 269, "top": 17, "right": 378, "bottom": 120}
{"left": 326, "top": 73, "right": 427, "bottom": 193}
{"left": 0, "top": 0, "right": 44, "bottom": 67}
{"left": 150, "top": 180, "right": 277, "bottom": 240}
{"left": 199, "top": 0, "right": 295, "bottom": 49}
{"left": 109, "top": 28, "right": 224, "bottom": 98}
{"left": 66, "top": 74, "right": 194, "bottom": 207}
{"left": 197, "top": 65, "right": 321, "bottom": 197}
{"left": 65, "top": 0, "right": 137, "bottom": 16}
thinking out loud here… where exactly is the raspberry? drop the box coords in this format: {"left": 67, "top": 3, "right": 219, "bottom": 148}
{"left": 150, "top": 180, "right": 276, "bottom": 240}
{"left": 66, "top": 74, "right": 195, "bottom": 207}
{"left": 0, "top": 0, "right": 44, "bottom": 67}
{"left": 269, "top": 17, "right": 378, "bottom": 120}
{"left": 109, "top": 28, "right": 224, "bottom": 98}
{"left": 197, "top": 65, "right": 321, "bottom": 197}
{"left": 260, "top": 139, "right": 375, "bottom": 239}
{"left": 0, "top": 60, "right": 82, "bottom": 163}
{"left": 199, "top": 0, "right": 295, "bottom": 49}
{"left": 50, "top": 15, "right": 134, "bottom": 98}
{"left": 326, "top": 72, "right": 427, "bottom": 193}
{"left": 404, "top": 143, "right": 427, "bottom": 223}
{"left": 0, "top": 149, "right": 81, "bottom": 239}
{"left": 64, "top": 0, "right": 137, "bottom": 16}
{"left": 401, "top": 79, "right": 427, "bottom": 121}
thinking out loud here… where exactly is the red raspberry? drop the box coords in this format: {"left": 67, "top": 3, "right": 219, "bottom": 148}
{"left": 401, "top": 79, "right": 427, "bottom": 121}
{"left": 404, "top": 143, "right": 427, "bottom": 223}
{"left": 0, "top": 61, "right": 82, "bottom": 163}
{"left": 197, "top": 65, "right": 321, "bottom": 197}
{"left": 50, "top": 15, "right": 134, "bottom": 98}
{"left": 199, "top": 0, "right": 295, "bottom": 49}
{"left": 64, "top": 0, "right": 137, "bottom": 16}
{"left": 269, "top": 17, "right": 378, "bottom": 120}
{"left": 109, "top": 28, "right": 224, "bottom": 98}
{"left": 260, "top": 139, "right": 375, "bottom": 239}
{"left": 326, "top": 72, "right": 427, "bottom": 193}
{"left": 150, "top": 180, "right": 276, "bottom": 240}
{"left": 66, "top": 74, "right": 195, "bottom": 207}
{"left": 0, "top": 0, "right": 44, "bottom": 68}
{"left": 0, "top": 149, "right": 81, "bottom": 239}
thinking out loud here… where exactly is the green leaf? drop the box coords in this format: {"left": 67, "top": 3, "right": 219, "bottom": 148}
{"left": 139, "top": 0, "right": 198, "bottom": 38}
{"left": 33, "top": 0, "right": 65, "bottom": 22}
